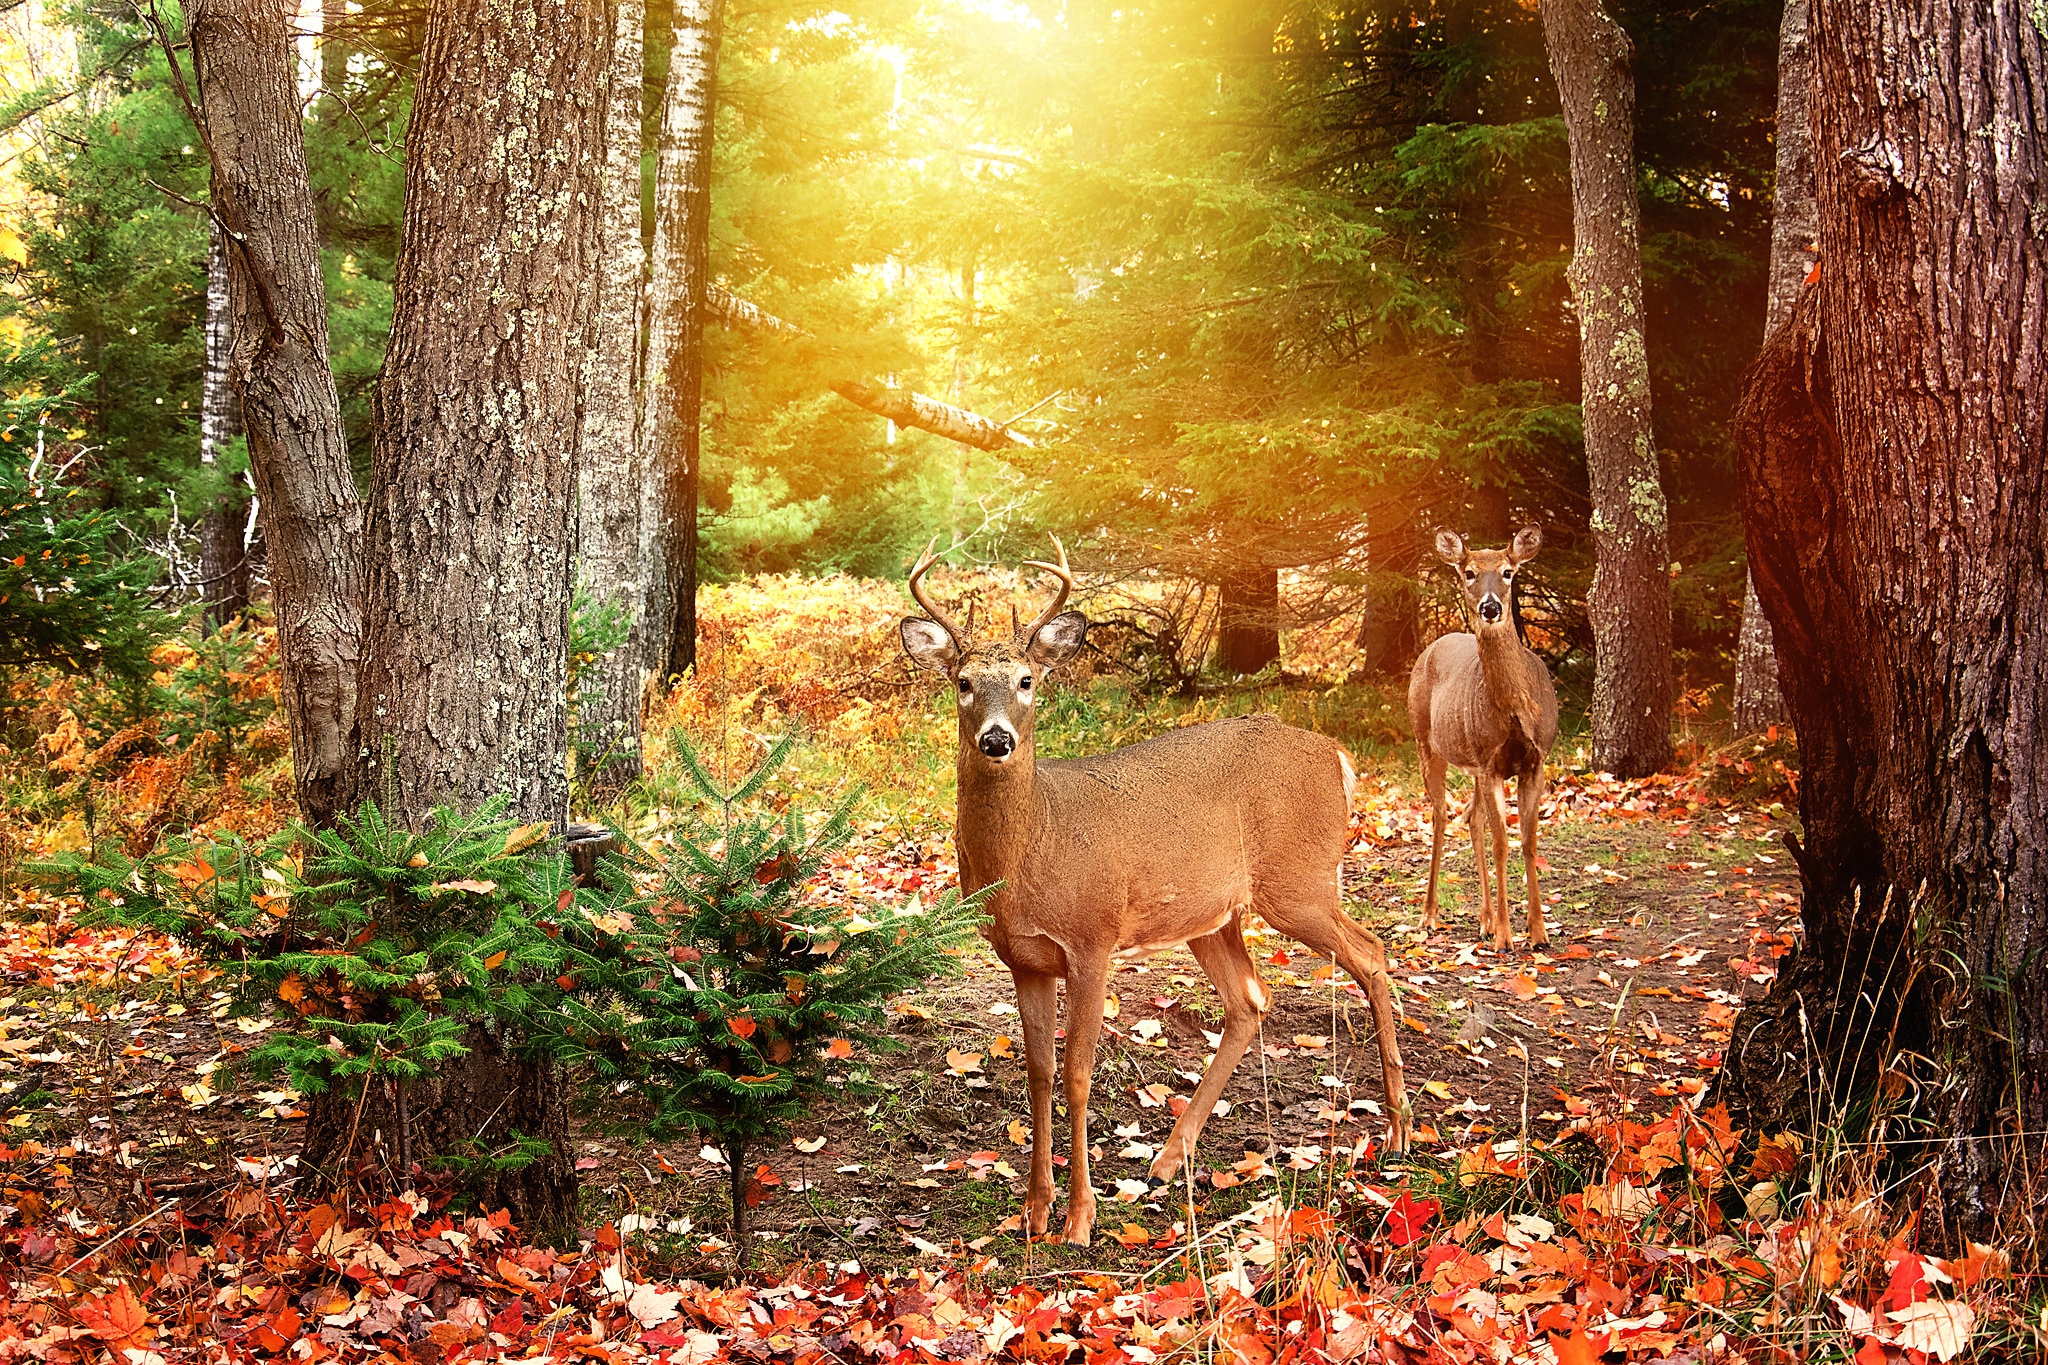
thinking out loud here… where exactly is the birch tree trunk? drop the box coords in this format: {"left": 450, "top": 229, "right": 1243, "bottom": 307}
{"left": 187, "top": 0, "right": 363, "bottom": 829}
{"left": 197, "top": 222, "right": 250, "bottom": 630}
{"left": 1731, "top": 0, "right": 1813, "bottom": 736}
{"left": 1539, "top": 0, "right": 1673, "bottom": 778}
{"left": 311, "top": 0, "right": 608, "bottom": 1237}
{"left": 640, "top": 0, "right": 723, "bottom": 681}
{"left": 575, "top": 0, "right": 648, "bottom": 791}
{"left": 1721, "top": 0, "right": 2045, "bottom": 1247}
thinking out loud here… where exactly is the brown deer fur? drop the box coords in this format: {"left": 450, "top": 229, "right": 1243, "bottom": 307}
{"left": 1408, "top": 526, "right": 1561, "bottom": 951}
{"left": 900, "top": 538, "right": 1413, "bottom": 1247}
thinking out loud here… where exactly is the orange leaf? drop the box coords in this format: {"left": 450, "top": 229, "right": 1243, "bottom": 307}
{"left": 78, "top": 1283, "right": 151, "bottom": 1347}
{"left": 824, "top": 1037, "right": 853, "bottom": 1059}
{"left": 1550, "top": 1326, "right": 1610, "bottom": 1365}
{"left": 1507, "top": 973, "right": 1540, "bottom": 1001}
{"left": 1110, "top": 1222, "right": 1150, "bottom": 1247}
{"left": 736, "top": 1072, "right": 780, "bottom": 1084}
{"left": 483, "top": 950, "right": 508, "bottom": 970}
{"left": 989, "top": 1033, "right": 1015, "bottom": 1058}
{"left": 729, "top": 1016, "right": 758, "bottom": 1039}
{"left": 277, "top": 974, "right": 305, "bottom": 1003}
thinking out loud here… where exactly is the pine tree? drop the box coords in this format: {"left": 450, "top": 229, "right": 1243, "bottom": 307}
{"left": 555, "top": 731, "right": 983, "bottom": 1262}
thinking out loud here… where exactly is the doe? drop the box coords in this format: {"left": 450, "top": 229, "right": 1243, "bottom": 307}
{"left": 1408, "top": 526, "right": 1560, "bottom": 951}
{"left": 900, "top": 537, "right": 1412, "bottom": 1246}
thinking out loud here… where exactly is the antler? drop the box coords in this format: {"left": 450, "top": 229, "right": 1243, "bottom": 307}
{"left": 908, "top": 536, "right": 967, "bottom": 651}
{"left": 1019, "top": 534, "right": 1074, "bottom": 641}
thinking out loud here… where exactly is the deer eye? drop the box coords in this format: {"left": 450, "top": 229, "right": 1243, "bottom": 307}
{"left": 1018, "top": 674, "right": 1032, "bottom": 690}
{"left": 1464, "top": 570, "right": 1477, "bottom": 582}
{"left": 957, "top": 678, "right": 972, "bottom": 695}
{"left": 1502, "top": 569, "right": 1514, "bottom": 580}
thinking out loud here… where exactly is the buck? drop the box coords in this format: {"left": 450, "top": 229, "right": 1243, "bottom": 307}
{"left": 899, "top": 538, "right": 1412, "bottom": 1246}
{"left": 1408, "top": 526, "right": 1560, "bottom": 951}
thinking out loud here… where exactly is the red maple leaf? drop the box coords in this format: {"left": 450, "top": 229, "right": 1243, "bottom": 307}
{"left": 1384, "top": 1192, "right": 1440, "bottom": 1247}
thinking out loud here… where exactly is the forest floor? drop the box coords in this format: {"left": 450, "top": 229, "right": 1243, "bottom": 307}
{"left": 8, "top": 575, "right": 2030, "bottom": 1364}
{"left": 1, "top": 768, "right": 1799, "bottom": 1276}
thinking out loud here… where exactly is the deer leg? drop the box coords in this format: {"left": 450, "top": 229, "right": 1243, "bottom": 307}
{"left": 1521, "top": 768, "right": 1548, "bottom": 946}
{"left": 1263, "top": 904, "right": 1412, "bottom": 1157}
{"left": 1145, "top": 924, "right": 1266, "bottom": 1188}
{"left": 1465, "top": 782, "right": 1494, "bottom": 947}
{"left": 1057, "top": 957, "right": 1112, "bottom": 1247}
{"left": 1485, "top": 776, "right": 1512, "bottom": 952}
{"left": 1422, "top": 751, "right": 1448, "bottom": 932}
{"left": 1012, "top": 968, "right": 1059, "bottom": 1238}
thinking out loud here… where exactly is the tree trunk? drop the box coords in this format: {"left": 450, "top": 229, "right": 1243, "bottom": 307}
{"left": 1355, "top": 573, "right": 1419, "bottom": 678}
{"left": 1217, "top": 564, "right": 1279, "bottom": 675}
{"left": 1731, "top": 0, "right": 1813, "bottom": 737}
{"left": 330, "top": 0, "right": 608, "bottom": 1239}
{"left": 575, "top": 0, "right": 649, "bottom": 793}
{"left": 187, "top": 0, "right": 363, "bottom": 829}
{"left": 640, "top": 0, "right": 724, "bottom": 682}
{"left": 1539, "top": 0, "right": 1672, "bottom": 778}
{"left": 1719, "top": 0, "right": 2045, "bottom": 1251}
{"left": 197, "top": 221, "right": 250, "bottom": 631}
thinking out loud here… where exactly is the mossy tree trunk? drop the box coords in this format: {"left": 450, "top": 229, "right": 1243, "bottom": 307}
{"left": 1720, "top": 0, "right": 2046, "bottom": 1251}
{"left": 318, "top": 0, "right": 609, "bottom": 1239}
{"left": 576, "top": 0, "right": 650, "bottom": 793}
{"left": 1539, "top": 0, "right": 1673, "bottom": 778}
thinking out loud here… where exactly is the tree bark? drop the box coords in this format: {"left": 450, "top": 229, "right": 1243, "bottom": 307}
{"left": 187, "top": 0, "right": 363, "bottom": 829}
{"left": 1731, "top": 0, "right": 1813, "bottom": 737}
{"left": 326, "top": 0, "right": 608, "bottom": 1239}
{"left": 1217, "top": 564, "right": 1279, "bottom": 675}
{"left": 1719, "top": 0, "right": 2045, "bottom": 1251}
{"left": 1539, "top": 0, "right": 1672, "bottom": 778}
{"left": 349, "top": 0, "right": 604, "bottom": 829}
{"left": 575, "top": 0, "right": 649, "bottom": 793}
{"left": 197, "top": 221, "right": 250, "bottom": 631}
{"left": 640, "top": 0, "right": 724, "bottom": 682}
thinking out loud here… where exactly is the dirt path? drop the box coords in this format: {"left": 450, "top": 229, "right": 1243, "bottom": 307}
{"left": 0, "top": 782, "right": 1800, "bottom": 1275}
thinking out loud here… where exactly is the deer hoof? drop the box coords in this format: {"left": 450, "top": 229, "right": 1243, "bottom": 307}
{"left": 1061, "top": 1210, "right": 1096, "bottom": 1247}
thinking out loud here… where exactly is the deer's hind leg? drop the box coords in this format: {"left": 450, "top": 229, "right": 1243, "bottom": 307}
{"left": 1520, "top": 767, "right": 1548, "bottom": 946}
{"left": 1421, "top": 749, "right": 1449, "bottom": 932}
{"left": 1464, "top": 778, "right": 1496, "bottom": 946}
{"left": 1482, "top": 775, "right": 1512, "bottom": 952}
{"left": 1145, "top": 921, "right": 1266, "bottom": 1189}
{"left": 1263, "top": 894, "right": 1413, "bottom": 1157}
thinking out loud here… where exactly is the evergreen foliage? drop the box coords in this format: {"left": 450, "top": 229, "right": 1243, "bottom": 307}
{"left": 61, "top": 801, "right": 580, "bottom": 1150}
{"left": 0, "top": 344, "right": 173, "bottom": 678}
{"left": 553, "top": 730, "right": 983, "bottom": 1255}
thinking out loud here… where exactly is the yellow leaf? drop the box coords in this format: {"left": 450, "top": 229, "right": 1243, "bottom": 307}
{"left": 504, "top": 822, "right": 551, "bottom": 855}
{"left": 432, "top": 879, "right": 498, "bottom": 896}
{"left": 1423, "top": 1080, "right": 1455, "bottom": 1102}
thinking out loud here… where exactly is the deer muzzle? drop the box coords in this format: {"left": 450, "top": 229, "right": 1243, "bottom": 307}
{"left": 1478, "top": 595, "right": 1504, "bottom": 624}
{"left": 977, "top": 722, "right": 1018, "bottom": 759}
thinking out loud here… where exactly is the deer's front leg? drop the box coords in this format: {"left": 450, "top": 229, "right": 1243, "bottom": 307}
{"left": 1012, "top": 968, "right": 1059, "bottom": 1238}
{"left": 1059, "top": 957, "right": 1112, "bottom": 1246}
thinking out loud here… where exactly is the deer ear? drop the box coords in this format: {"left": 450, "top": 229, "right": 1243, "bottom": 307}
{"left": 1025, "top": 611, "right": 1087, "bottom": 670}
{"left": 900, "top": 617, "right": 959, "bottom": 674}
{"left": 1511, "top": 524, "right": 1543, "bottom": 564}
{"left": 1434, "top": 529, "right": 1466, "bottom": 565}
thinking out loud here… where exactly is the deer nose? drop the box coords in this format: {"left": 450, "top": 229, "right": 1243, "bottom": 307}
{"left": 1478, "top": 596, "right": 1504, "bottom": 623}
{"left": 978, "top": 726, "right": 1016, "bottom": 759}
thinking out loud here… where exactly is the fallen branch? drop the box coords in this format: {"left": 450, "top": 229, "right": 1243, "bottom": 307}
{"left": 706, "top": 284, "right": 1033, "bottom": 451}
